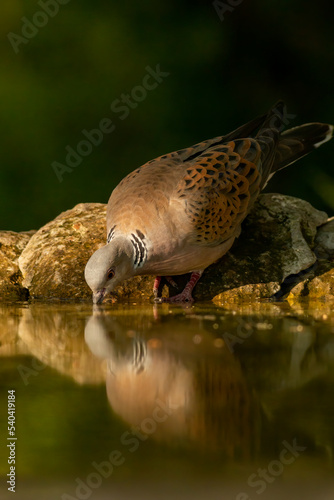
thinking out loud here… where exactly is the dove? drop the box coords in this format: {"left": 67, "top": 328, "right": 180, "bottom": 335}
{"left": 85, "top": 101, "right": 333, "bottom": 304}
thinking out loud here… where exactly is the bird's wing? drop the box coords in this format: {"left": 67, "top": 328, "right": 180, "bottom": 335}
{"left": 173, "top": 138, "right": 263, "bottom": 246}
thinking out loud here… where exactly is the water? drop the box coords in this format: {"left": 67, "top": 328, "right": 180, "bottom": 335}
{"left": 1, "top": 300, "right": 334, "bottom": 500}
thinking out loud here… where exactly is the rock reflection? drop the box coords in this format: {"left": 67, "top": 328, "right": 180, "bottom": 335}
{"left": 85, "top": 312, "right": 260, "bottom": 457}
{"left": 0, "top": 305, "right": 31, "bottom": 357}
{"left": 16, "top": 305, "right": 106, "bottom": 384}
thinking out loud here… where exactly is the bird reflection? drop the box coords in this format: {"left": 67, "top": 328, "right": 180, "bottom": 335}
{"left": 85, "top": 311, "right": 260, "bottom": 457}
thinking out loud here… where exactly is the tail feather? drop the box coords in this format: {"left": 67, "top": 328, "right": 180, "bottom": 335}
{"left": 273, "top": 122, "right": 333, "bottom": 172}
{"left": 226, "top": 101, "right": 333, "bottom": 187}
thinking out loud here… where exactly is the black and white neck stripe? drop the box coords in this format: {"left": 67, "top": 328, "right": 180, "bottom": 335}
{"left": 107, "top": 226, "right": 147, "bottom": 269}
{"left": 132, "top": 338, "right": 147, "bottom": 373}
{"left": 107, "top": 225, "right": 116, "bottom": 244}
{"left": 130, "top": 230, "right": 147, "bottom": 269}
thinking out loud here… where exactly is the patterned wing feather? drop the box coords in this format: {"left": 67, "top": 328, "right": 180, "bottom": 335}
{"left": 175, "top": 139, "right": 262, "bottom": 245}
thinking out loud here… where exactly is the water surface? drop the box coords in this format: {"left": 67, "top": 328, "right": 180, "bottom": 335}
{"left": 0, "top": 300, "right": 333, "bottom": 499}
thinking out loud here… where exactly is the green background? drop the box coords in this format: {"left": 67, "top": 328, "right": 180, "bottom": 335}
{"left": 1, "top": 0, "right": 333, "bottom": 232}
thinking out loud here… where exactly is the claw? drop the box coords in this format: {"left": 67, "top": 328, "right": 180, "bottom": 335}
{"left": 159, "top": 271, "right": 203, "bottom": 303}
{"left": 160, "top": 291, "right": 195, "bottom": 303}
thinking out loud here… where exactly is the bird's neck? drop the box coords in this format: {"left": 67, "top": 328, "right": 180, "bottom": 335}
{"left": 110, "top": 233, "right": 148, "bottom": 271}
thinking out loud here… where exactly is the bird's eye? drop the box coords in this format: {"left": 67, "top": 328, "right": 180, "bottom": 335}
{"left": 107, "top": 268, "right": 115, "bottom": 280}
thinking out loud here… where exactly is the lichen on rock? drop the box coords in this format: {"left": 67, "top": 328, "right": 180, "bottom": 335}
{"left": 18, "top": 203, "right": 107, "bottom": 300}
{"left": 286, "top": 217, "right": 334, "bottom": 302}
{"left": 0, "top": 230, "right": 35, "bottom": 301}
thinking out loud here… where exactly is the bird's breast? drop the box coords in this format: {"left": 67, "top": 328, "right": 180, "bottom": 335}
{"left": 139, "top": 235, "right": 236, "bottom": 276}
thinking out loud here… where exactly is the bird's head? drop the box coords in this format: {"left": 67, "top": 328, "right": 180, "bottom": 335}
{"left": 85, "top": 236, "right": 134, "bottom": 304}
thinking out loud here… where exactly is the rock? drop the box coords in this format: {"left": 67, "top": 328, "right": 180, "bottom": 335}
{"left": 0, "top": 230, "right": 35, "bottom": 301}
{"left": 286, "top": 217, "right": 334, "bottom": 302}
{"left": 314, "top": 217, "right": 334, "bottom": 258}
{"left": 18, "top": 203, "right": 108, "bottom": 300}
{"left": 199, "top": 194, "right": 328, "bottom": 302}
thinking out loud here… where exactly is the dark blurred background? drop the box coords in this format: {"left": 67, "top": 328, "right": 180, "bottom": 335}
{"left": 1, "top": 0, "right": 334, "bottom": 231}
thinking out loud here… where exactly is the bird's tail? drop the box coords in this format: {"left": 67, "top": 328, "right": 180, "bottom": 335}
{"left": 254, "top": 101, "right": 333, "bottom": 186}
{"left": 274, "top": 122, "right": 333, "bottom": 171}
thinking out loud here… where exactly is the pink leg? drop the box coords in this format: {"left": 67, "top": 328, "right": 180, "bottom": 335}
{"left": 153, "top": 276, "right": 179, "bottom": 299}
{"left": 153, "top": 276, "right": 162, "bottom": 299}
{"left": 159, "top": 271, "right": 203, "bottom": 303}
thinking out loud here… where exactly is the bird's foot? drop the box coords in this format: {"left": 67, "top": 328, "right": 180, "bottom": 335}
{"left": 154, "top": 271, "right": 202, "bottom": 303}
{"left": 158, "top": 289, "right": 195, "bottom": 303}
{"left": 153, "top": 275, "right": 179, "bottom": 300}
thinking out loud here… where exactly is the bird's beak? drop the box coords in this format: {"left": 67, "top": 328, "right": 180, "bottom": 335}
{"left": 92, "top": 288, "right": 107, "bottom": 305}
